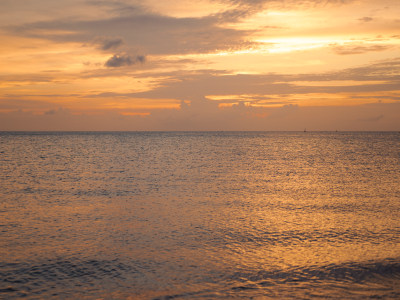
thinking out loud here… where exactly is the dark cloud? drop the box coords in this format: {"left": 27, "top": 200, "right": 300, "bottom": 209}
{"left": 136, "top": 55, "right": 146, "bottom": 63}
{"left": 105, "top": 54, "right": 132, "bottom": 67}
{"left": 99, "top": 37, "right": 123, "bottom": 50}
{"left": 104, "top": 54, "right": 145, "bottom": 67}
{"left": 7, "top": 3, "right": 258, "bottom": 55}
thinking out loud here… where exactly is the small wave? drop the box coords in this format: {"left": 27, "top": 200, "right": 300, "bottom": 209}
{"left": 144, "top": 259, "right": 400, "bottom": 299}
{"left": 0, "top": 258, "right": 134, "bottom": 298}
{"left": 223, "top": 258, "right": 400, "bottom": 298}
{"left": 218, "top": 227, "right": 400, "bottom": 248}
{"left": 228, "top": 258, "right": 400, "bottom": 283}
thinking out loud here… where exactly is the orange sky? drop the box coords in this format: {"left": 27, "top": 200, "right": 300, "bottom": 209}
{"left": 1, "top": 0, "right": 399, "bottom": 130}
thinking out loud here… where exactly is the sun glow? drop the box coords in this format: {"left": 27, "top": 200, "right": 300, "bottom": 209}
{"left": 257, "top": 37, "right": 335, "bottom": 53}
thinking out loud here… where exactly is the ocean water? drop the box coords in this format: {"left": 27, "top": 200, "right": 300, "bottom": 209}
{"left": 1, "top": 131, "right": 400, "bottom": 299}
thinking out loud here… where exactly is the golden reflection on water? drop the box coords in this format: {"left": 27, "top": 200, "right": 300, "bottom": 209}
{"left": 1, "top": 132, "right": 400, "bottom": 298}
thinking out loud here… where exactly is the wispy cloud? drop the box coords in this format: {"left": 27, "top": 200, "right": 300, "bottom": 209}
{"left": 358, "top": 16, "right": 374, "bottom": 22}
{"left": 330, "top": 42, "right": 394, "bottom": 55}
{"left": 128, "top": 57, "right": 400, "bottom": 102}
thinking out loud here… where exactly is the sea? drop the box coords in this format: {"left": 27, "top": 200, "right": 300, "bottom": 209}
{"left": 1, "top": 131, "right": 400, "bottom": 299}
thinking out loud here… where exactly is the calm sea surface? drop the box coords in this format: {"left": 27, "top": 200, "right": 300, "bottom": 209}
{"left": 1, "top": 131, "right": 400, "bottom": 299}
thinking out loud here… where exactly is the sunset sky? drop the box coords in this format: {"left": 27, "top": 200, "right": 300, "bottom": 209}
{"left": 1, "top": 0, "right": 399, "bottom": 130}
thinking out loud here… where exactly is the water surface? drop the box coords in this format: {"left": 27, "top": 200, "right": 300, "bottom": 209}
{"left": 1, "top": 131, "right": 400, "bottom": 298}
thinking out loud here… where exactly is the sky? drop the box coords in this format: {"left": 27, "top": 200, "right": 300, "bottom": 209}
{"left": 0, "top": 0, "right": 399, "bottom": 131}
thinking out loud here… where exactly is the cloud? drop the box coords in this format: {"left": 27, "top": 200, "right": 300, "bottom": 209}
{"left": 99, "top": 37, "right": 123, "bottom": 50}
{"left": 2, "top": 55, "right": 400, "bottom": 130}
{"left": 7, "top": 3, "right": 258, "bottom": 55}
{"left": 358, "top": 17, "right": 374, "bottom": 22}
{"left": 136, "top": 55, "right": 146, "bottom": 63}
{"left": 328, "top": 57, "right": 400, "bottom": 80}
{"left": 218, "top": 0, "right": 355, "bottom": 9}
{"left": 5, "top": 0, "right": 360, "bottom": 58}
{"left": 86, "top": 0, "right": 147, "bottom": 16}
{"left": 104, "top": 54, "right": 145, "bottom": 67}
{"left": 331, "top": 42, "right": 394, "bottom": 55}
{"left": 128, "top": 57, "right": 400, "bottom": 101}
{"left": 0, "top": 99, "right": 59, "bottom": 111}
{"left": 1, "top": 102, "right": 399, "bottom": 131}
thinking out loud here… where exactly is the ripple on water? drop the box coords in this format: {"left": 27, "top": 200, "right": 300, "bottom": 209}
{"left": 0, "top": 258, "right": 136, "bottom": 298}
{"left": 1, "top": 132, "right": 400, "bottom": 298}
